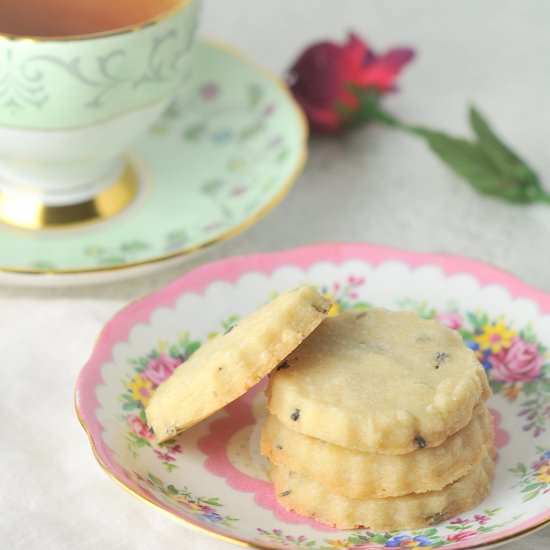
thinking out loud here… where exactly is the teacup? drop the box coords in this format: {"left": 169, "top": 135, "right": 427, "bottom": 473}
{"left": 0, "top": 0, "right": 200, "bottom": 229}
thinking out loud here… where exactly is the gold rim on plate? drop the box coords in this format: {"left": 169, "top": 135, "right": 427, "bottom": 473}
{"left": 0, "top": 39, "right": 309, "bottom": 277}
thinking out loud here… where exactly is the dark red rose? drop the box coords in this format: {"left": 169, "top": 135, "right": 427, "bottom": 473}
{"left": 288, "top": 33, "right": 414, "bottom": 132}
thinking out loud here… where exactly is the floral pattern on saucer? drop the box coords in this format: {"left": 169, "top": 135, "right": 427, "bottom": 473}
{"left": 77, "top": 243, "right": 550, "bottom": 550}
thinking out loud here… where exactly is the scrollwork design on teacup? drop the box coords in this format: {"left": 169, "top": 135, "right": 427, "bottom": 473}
{"left": 0, "top": 49, "right": 49, "bottom": 110}
{"left": 29, "top": 51, "right": 127, "bottom": 108}
{"left": 0, "top": 28, "right": 194, "bottom": 113}
{"left": 134, "top": 29, "right": 194, "bottom": 88}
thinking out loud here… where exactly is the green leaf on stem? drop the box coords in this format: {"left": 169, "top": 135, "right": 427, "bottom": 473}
{"left": 362, "top": 93, "right": 550, "bottom": 205}
{"left": 470, "top": 107, "right": 530, "bottom": 176}
{"left": 413, "top": 128, "right": 529, "bottom": 201}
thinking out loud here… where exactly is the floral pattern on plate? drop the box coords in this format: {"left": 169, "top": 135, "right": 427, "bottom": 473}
{"left": 255, "top": 507, "right": 518, "bottom": 549}
{"left": 132, "top": 470, "right": 239, "bottom": 529}
{"left": 398, "top": 299, "right": 550, "bottom": 438}
{"left": 510, "top": 447, "right": 550, "bottom": 502}
{"left": 77, "top": 243, "right": 550, "bottom": 549}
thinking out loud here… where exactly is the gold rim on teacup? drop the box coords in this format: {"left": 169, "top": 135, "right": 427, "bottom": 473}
{"left": 0, "top": 0, "right": 194, "bottom": 42}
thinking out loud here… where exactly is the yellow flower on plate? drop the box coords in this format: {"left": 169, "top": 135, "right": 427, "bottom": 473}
{"left": 503, "top": 383, "right": 521, "bottom": 400}
{"left": 157, "top": 340, "right": 168, "bottom": 353}
{"left": 473, "top": 321, "right": 516, "bottom": 354}
{"left": 128, "top": 375, "right": 154, "bottom": 407}
{"left": 177, "top": 498, "right": 202, "bottom": 512}
{"left": 321, "top": 292, "right": 341, "bottom": 317}
{"left": 326, "top": 540, "right": 348, "bottom": 549}
{"left": 536, "top": 464, "right": 550, "bottom": 484}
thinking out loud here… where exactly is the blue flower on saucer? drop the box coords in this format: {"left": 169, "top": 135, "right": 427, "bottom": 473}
{"left": 212, "top": 129, "right": 232, "bottom": 143}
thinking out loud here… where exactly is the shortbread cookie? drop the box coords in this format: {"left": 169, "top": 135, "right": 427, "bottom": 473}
{"left": 267, "top": 309, "right": 491, "bottom": 454}
{"left": 270, "top": 445, "right": 495, "bottom": 530}
{"left": 262, "top": 404, "right": 493, "bottom": 498}
{"left": 147, "top": 286, "right": 330, "bottom": 442}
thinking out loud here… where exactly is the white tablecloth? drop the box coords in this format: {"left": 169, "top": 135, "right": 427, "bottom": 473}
{"left": 2, "top": 1, "right": 549, "bottom": 548}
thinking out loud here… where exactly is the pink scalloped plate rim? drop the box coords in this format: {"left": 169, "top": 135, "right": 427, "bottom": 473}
{"left": 75, "top": 242, "right": 550, "bottom": 549}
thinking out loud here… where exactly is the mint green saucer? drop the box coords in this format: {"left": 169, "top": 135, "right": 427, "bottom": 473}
{"left": 0, "top": 40, "right": 306, "bottom": 285}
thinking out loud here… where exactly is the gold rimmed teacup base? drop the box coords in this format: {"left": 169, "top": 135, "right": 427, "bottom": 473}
{"left": 0, "top": 164, "right": 139, "bottom": 231}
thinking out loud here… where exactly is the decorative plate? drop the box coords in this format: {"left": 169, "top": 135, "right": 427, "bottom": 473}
{"left": 76, "top": 243, "right": 550, "bottom": 549}
{"left": 0, "top": 40, "right": 306, "bottom": 286}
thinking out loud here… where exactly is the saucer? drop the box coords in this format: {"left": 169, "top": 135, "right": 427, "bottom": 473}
{"left": 76, "top": 243, "right": 550, "bottom": 550}
{"left": 0, "top": 40, "right": 306, "bottom": 286}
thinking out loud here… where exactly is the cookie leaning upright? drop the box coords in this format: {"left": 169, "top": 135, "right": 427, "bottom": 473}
{"left": 267, "top": 308, "right": 492, "bottom": 454}
{"left": 146, "top": 286, "right": 331, "bottom": 443}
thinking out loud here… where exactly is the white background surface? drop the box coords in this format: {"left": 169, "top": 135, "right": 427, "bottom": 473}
{"left": 2, "top": 1, "right": 550, "bottom": 548}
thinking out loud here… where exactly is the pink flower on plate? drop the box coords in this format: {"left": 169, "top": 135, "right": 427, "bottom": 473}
{"left": 447, "top": 531, "right": 477, "bottom": 542}
{"left": 474, "top": 514, "right": 491, "bottom": 525}
{"left": 490, "top": 408, "right": 510, "bottom": 460}
{"left": 437, "top": 312, "right": 463, "bottom": 330}
{"left": 127, "top": 414, "right": 154, "bottom": 441}
{"left": 143, "top": 353, "right": 182, "bottom": 386}
{"left": 199, "top": 504, "right": 216, "bottom": 513}
{"left": 449, "top": 517, "right": 469, "bottom": 525}
{"left": 490, "top": 336, "right": 544, "bottom": 382}
{"left": 348, "top": 275, "right": 365, "bottom": 285}
{"left": 169, "top": 444, "right": 183, "bottom": 455}
{"left": 133, "top": 471, "right": 146, "bottom": 482}
{"left": 154, "top": 449, "right": 176, "bottom": 462}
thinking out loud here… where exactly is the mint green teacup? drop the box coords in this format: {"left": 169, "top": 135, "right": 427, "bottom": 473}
{"left": 0, "top": 0, "right": 200, "bottom": 229}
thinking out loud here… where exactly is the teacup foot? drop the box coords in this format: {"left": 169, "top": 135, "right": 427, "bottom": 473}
{"left": 0, "top": 163, "right": 139, "bottom": 230}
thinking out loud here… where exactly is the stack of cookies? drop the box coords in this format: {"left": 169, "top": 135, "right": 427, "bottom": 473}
{"left": 262, "top": 309, "right": 495, "bottom": 530}
{"left": 146, "top": 286, "right": 495, "bottom": 531}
